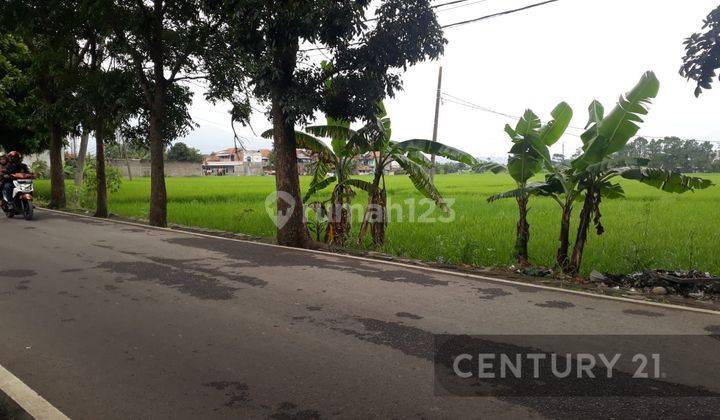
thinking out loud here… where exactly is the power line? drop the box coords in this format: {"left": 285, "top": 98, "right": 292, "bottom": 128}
{"left": 442, "top": 93, "right": 720, "bottom": 144}
{"left": 364, "top": 0, "right": 478, "bottom": 22}
{"left": 441, "top": 92, "right": 585, "bottom": 135}
{"left": 442, "top": 0, "right": 561, "bottom": 29}
{"left": 300, "top": 0, "right": 549, "bottom": 53}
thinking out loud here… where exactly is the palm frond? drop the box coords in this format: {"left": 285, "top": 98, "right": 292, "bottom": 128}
{"left": 304, "top": 176, "right": 337, "bottom": 202}
{"left": 617, "top": 167, "right": 714, "bottom": 193}
{"left": 393, "top": 154, "right": 447, "bottom": 211}
{"left": 394, "top": 139, "right": 476, "bottom": 165}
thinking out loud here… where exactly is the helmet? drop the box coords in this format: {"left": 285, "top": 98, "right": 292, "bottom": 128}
{"left": 7, "top": 151, "right": 22, "bottom": 164}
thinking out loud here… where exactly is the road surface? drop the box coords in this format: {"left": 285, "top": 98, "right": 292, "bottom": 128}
{"left": 0, "top": 210, "right": 719, "bottom": 419}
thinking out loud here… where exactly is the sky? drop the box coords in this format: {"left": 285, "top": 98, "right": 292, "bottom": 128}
{"left": 175, "top": 0, "right": 720, "bottom": 161}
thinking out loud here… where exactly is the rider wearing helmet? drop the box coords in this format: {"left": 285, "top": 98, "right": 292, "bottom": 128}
{"left": 2, "top": 151, "right": 30, "bottom": 209}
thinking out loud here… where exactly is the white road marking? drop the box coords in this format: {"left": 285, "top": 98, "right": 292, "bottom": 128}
{"left": 0, "top": 363, "right": 70, "bottom": 419}
{"left": 38, "top": 208, "right": 720, "bottom": 316}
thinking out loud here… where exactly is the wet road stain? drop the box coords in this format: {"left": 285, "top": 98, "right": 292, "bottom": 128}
{"left": 162, "top": 236, "right": 448, "bottom": 287}
{"left": 334, "top": 317, "right": 434, "bottom": 360}
{"left": 105, "top": 284, "right": 119, "bottom": 292}
{"left": 98, "top": 261, "right": 238, "bottom": 300}
{"left": 145, "top": 256, "right": 268, "bottom": 288}
{"left": 121, "top": 228, "right": 148, "bottom": 233}
{"left": 269, "top": 401, "right": 322, "bottom": 420}
{"left": 306, "top": 306, "right": 323, "bottom": 312}
{"left": 1, "top": 269, "right": 36, "bottom": 278}
{"left": 705, "top": 325, "right": 720, "bottom": 342}
{"left": 61, "top": 268, "right": 83, "bottom": 273}
{"left": 476, "top": 287, "right": 512, "bottom": 300}
{"left": 203, "top": 381, "right": 249, "bottom": 408}
{"left": 395, "top": 312, "right": 423, "bottom": 320}
{"left": 623, "top": 309, "right": 665, "bottom": 318}
{"left": 60, "top": 318, "right": 76, "bottom": 323}
{"left": 535, "top": 300, "right": 575, "bottom": 309}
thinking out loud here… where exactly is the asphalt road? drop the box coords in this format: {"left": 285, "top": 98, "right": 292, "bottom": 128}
{"left": 0, "top": 210, "right": 719, "bottom": 419}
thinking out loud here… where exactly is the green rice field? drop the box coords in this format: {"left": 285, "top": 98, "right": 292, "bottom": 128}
{"left": 35, "top": 173, "right": 720, "bottom": 276}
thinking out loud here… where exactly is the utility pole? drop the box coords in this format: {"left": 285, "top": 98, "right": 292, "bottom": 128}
{"left": 430, "top": 66, "right": 443, "bottom": 179}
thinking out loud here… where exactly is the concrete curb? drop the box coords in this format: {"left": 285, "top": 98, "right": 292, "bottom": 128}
{"left": 37, "top": 207, "right": 720, "bottom": 316}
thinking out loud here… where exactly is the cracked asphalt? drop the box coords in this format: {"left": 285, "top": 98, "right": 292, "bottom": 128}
{"left": 0, "top": 210, "right": 719, "bottom": 419}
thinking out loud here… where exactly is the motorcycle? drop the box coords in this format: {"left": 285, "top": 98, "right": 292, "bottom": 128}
{"left": 1, "top": 173, "right": 35, "bottom": 220}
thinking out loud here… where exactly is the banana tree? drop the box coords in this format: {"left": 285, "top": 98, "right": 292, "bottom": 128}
{"left": 262, "top": 119, "right": 370, "bottom": 245}
{"left": 306, "top": 103, "right": 476, "bottom": 246}
{"left": 486, "top": 102, "right": 573, "bottom": 266}
{"left": 551, "top": 72, "right": 711, "bottom": 275}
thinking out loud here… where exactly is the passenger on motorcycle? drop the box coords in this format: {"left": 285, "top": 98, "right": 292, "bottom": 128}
{"left": 2, "top": 151, "right": 30, "bottom": 210}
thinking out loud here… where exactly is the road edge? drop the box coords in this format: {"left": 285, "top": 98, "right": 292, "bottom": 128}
{"left": 37, "top": 207, "right": 720, "bottom": 316}
{"left": 0, "top": 364, "right": 69, "bottom": 419}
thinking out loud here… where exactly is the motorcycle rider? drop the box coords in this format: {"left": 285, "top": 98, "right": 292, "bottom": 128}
{"left": 2, "top": 151, "right": 31, "bottom": 210}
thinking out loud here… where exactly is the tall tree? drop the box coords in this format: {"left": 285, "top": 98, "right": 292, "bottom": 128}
{"left": 75, "top": 2, "right": 142, "bottom": 218}
{"left": 109, "top": 0, "right": 220, "bottom": 226}
{"left": 211, "top": 0, "right": 446, "bottom": 247}
{"left": 681, "top": 5, "right": 720, "bottom": 96}
{"left": 1, "top": 0, "right": 87, "bottom": 208}
{"left": 0, "top": 34, "right": 45, "bottom": 154}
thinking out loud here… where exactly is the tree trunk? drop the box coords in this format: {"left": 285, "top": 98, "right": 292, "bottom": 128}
{"left": 556, "top": 202, "right": 573, "bottom": 272}
{"left": 48, "top": 121, "right": 66, "bottom": 209}
{"left": 568, "top": 187, "right": 596, "bottom": 276}
{"left": 74, "top": 128, "right": 90, "bottom": 188}
{"left": 359, "top": 167, "right": 386, "bottom": 246}
{"left": 514, "top": 193, "right": 530, "bottom": 266}
{"left": 271, "top": 100, "right": 308, "bottom": 247}
{"left": 269, "top": 37, "right": 307, "bottom": 248}
{"left": 94, "top": 118, "right": 108, "bottom": 218}
{"left": 122, "top": 138, "right": 133, "bottom": 181}
{"left": 148, "top": 90, "right": 168, "bottom": 227}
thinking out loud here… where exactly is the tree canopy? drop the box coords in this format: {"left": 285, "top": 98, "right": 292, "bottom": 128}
{"left": 681, "top": 5, "right": 720, "bottom": 96}
{"left": 167, "top": 142, "right": 203, "bottom": 162}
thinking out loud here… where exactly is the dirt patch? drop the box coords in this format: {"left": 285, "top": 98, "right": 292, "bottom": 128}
{"left": 476, "top": 287, "right": 512, "bottom": 300}
{"left": 203, "top": 381, "right": 249, "bottom": 408}
{"left": 535, "top": 300, "right": 575, "bottom": 309}
{"left": 623, "top": 309, "right": 665, "bottom": 318}
{"left": 395, "top": 312, "right": 423, "bottom": 320}
{"left": 1, "top": 269, "right": 36, "bottom": 278}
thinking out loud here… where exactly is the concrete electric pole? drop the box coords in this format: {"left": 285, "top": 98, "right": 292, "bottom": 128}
{"left": 430, "top": 66, "right": 443, "bottom": 179}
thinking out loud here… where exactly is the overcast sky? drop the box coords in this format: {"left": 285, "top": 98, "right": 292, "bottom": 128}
{"left": 177, "top": 0, "right": 720, "bottom": 160}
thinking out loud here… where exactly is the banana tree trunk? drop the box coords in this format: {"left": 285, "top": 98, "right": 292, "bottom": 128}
{"left": 360, "top": 167, "right": 386, "bottom": 246}
{"left": 326, "top": 187, "right": 351, "bottom": 245}
{"left": 556, "top": 201, "right": 573, "bottom": 272}
{"left": 514, "top": 192, "right": 530, "bottom": 267}
{"left": 568, "top": 186, "right": 596, "bottom": 276}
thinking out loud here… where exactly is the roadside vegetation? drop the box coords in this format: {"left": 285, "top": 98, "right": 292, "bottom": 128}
{"left": 35, "top": 172, "right": 720, "bottom": 277}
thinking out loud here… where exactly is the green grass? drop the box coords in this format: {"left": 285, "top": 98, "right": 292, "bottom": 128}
{"left": 35, "top": 173, "right": 720, "bottom": 276}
